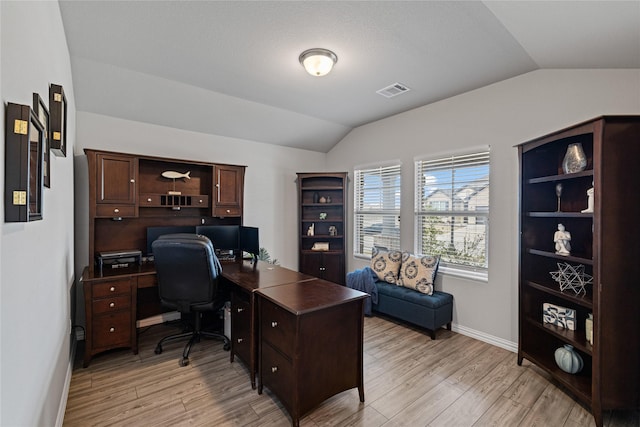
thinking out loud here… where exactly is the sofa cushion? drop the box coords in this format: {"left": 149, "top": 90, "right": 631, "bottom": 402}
{"left": 375, "top": 280, "right": 452, "bottom": 309}
{"left": 397, "top": 252, "right": 440, "bottom": 295}
{"left": 370, "top": 247, "right": 403, "bottom": 284}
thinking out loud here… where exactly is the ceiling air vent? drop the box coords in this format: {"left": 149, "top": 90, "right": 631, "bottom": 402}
{"left": 376, "top": 82, "right": 410, "bottom": 98}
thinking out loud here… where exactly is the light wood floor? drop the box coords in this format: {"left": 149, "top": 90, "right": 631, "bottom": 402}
{"left": 64, "top": 316, "right": 639, "bottom": 426}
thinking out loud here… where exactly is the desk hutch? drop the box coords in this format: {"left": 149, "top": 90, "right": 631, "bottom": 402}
{"left": 82, "top": 148, "right": 245, "bottom": 367}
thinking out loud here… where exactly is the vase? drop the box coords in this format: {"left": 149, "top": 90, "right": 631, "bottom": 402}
{"left": 562, "top": 143, "right": 587, "bottom": 174}
{"left": 554, "top": 344, "right": 583, "bottom": 374}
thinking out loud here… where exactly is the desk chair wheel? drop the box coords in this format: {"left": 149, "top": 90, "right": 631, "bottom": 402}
{"left": 154, "top": 344, "right": 163, "bottom": 355}
{"left": 179, "top": 357, "right": 189, "bottom": 367}
{"left": 223, "top": 341, "right": 230, "bottom": 351}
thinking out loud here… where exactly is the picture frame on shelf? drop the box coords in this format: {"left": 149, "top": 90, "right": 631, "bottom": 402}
{"left": 543, "top": 302, "right": 576, "bottom": 330}
{"left": 33, "top": 93, "right": 50, "bottom": 188}
{"left": 49, "top": 83, "right": 67, "bottom": 157}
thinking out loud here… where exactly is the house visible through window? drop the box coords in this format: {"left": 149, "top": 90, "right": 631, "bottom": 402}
{"left": 415, "top": 149, "right": 490, "bottom": 278}
{"left": 354, "top": 163, "right": 401, "bottom": 258}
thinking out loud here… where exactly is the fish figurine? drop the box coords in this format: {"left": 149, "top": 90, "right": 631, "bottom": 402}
{"left": 161, "top": 170, "right": 191, "bottom": 180}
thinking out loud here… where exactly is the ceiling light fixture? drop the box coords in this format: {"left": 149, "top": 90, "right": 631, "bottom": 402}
{"left": 299, "top": 48, "right": 338, "bottom": 77}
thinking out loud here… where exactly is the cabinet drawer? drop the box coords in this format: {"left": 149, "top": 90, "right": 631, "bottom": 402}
{"left": 261, "top": 300, "right": 295, "bottom": 357}
{"left": 231, "top": 295, "right": 251, "bottom": 361}
{"left": 213, "top": 206, "right": 241, "bottom": 217}
{"left": 93, "top": 312, "right": 132, "bottom": 348}
{"left": 261, "top": 341, "right": 293, "bottom": 409}
{"left": 95, "top": 204, "right": 136, "bottom": 218}
{"left": 93, "top": 295, "right": 131, "bottom": 315}
{"left": 93, "top": 279, "right": 131, "bottom": 298}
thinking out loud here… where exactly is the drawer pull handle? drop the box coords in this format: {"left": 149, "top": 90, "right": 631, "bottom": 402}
{"left": 199, "top": 199, "right": 203, "bottom": 203}
{"left": 271, "top": 366, "right": 278, "bottom": 373}
{"left": 130, "top": 179, "right": 135, "bottom": 183}
{"left": 271, "top": 321, "right": 278, "bottom": 328}
{"left": 237, "top": 338, "right": 243, "bottom": 343}
{"left": 110, "top": 286, "right": 115, "bottom": 292}
{"left": 237, "top": 307, "right": 244, "bottom": 313}
{"left": 109, "top": 302, "right": 115, "bottom": 308}
{"left": 226, "top": 209, "right": 231, "bottom": 213}
{"left": 147, "top": 198, "right": 152, "bottom": 202}
{"left": 114, "top": 208, "right": 120, "bottom": 213}
{"left": 109, "top": 327, "right": 115, "bottom": 333}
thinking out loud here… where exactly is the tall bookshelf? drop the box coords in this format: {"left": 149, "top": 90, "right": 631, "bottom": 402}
{"left": 296, "top": 172, "right": 347, "bottom": 285}
{"left": 517, "top": 116, "right": 640, "bottom": 426}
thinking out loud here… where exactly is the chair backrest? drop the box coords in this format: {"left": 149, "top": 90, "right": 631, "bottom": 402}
{"left": 152, "top": 234, "right": 222, "bottom": 312}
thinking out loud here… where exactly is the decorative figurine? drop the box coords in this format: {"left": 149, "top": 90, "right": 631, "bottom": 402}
{"left": 307, "top": 223, "right": 315, "bottom": 236}
{"left": 319, "top": 212, "right": 327, "bottom": 220}
{"left": 555, "top": 183, "right": 563, "bottom": 212}
{"left": 554, "top": 223, "right": 571, "bottom": 256}
{"left": 581, "top": 184, "right": 594, "bottom": 213}
{"left": 328, "top": 225, "right": 337, "bottom": 236}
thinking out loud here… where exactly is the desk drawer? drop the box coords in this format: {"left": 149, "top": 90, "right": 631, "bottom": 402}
{"left": 260, "top": 300, "right": 295, "bottom": 357}
{"left": 93, "top": 295, "right": 131, "bottom": 315}
{"left": 261, "top": 341, "right": 293, "bottom": 409}
{"left": 213, "top": 206, "right": 241, "bottom": 217}
{"left": 95, "top": 205, "right": 136, "bottom": 218}
{"left": 93, "top": 279, "right": 131, "bottom": 298}
{"left": 93, "top": 312, "right": 132, "bottom": 349}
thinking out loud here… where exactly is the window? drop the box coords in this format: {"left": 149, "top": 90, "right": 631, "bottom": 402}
{"left": 415, "top": 149, "right": 490, "bottom": 278}
{"left": 354, "top": 163, "right": 401, "bottom": 258}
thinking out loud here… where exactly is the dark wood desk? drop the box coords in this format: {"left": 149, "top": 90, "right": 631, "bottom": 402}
{"left": 257, "top": 279, "right": 367, "bottom": 427}
{"left": 220, "top": 261, "right": 315, "bottom": 388}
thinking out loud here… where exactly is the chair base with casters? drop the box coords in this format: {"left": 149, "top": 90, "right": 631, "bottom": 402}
{"left": 154, "top": 311, "right": 231, "bottom": 367}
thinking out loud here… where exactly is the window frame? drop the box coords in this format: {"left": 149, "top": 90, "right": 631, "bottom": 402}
{"left": 353, "top": 161, "right": 402, "bottom": 259}
{"left": 414, "top": 148, "right": 490, "bottom": 281}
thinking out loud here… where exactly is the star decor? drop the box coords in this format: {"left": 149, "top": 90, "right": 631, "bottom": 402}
{"left": 550, "top": 262, "right": 593, "bottom": 295}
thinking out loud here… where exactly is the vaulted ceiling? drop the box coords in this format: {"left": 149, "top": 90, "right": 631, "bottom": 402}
{"left": 59, "top": 1, "right": 640, "bottom": 152}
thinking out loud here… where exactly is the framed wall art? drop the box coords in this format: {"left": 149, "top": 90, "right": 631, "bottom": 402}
{"left": 49, "top": 83, "right": 67, "bottom": 157}
{"left": 5, "top": 102, "right": 44, "bottom": 222}
{"left": 33, "top": 93, "right": 50, "bottom": 187}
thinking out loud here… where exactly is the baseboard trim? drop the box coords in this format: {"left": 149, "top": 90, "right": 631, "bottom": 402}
{"left": 56, "top": 333, "right": 76, "bottom": 427}
{"left": 451, "top": 323, "right": 518, "bottom": 353}
{"left": 136, "top": 311, "right": 181, "bottom": 328}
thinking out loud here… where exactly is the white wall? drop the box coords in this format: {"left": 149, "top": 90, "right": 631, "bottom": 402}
{"left": 327, "top": 69, "right": 640, "bottom": 348}
{"left": 73, "top": 112, "right": 326, "bottom": 315}
{"left": 0, "top": 1, "right": 76, "bottom": 426}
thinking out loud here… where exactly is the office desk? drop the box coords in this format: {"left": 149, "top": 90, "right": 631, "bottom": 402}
{"left": 219, "top": 261, "right": 315, "bottom": 388}
{"left": 81, "top": 261, "right": 314, "bottom": 369}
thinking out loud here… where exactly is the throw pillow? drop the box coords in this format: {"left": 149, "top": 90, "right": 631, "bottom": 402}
{"left": 370, "top": 247, "right": 403, "bottom": 284}
{"left": 398, "top": 252, "right": 440, "bottom": 295}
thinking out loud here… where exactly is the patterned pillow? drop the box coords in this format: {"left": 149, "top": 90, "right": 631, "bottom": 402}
{"left": 370, "top": 247, "right": 403, "bottom": 284}
{"left": 397, "top": 252, "right": 440, "bottom": 295}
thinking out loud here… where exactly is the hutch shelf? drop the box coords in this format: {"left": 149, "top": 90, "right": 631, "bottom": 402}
{"left": 517, "top": 116, "right": 640, "bottom": 426}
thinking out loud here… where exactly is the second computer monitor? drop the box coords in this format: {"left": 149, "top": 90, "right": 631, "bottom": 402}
{"left": 196, "top": 225, "right": 240, "bottom": 253}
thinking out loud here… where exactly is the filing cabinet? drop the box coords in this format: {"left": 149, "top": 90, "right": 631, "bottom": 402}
{"left": 257, "top": 280, "right": 366, "bottom": 427}
{"left": 82, "top": 271, "right": 137, "bottom": 367}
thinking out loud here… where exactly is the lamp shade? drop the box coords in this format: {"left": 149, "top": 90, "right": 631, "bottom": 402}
{"left": 299, "top": 48, "right": 337, "bottom": 77}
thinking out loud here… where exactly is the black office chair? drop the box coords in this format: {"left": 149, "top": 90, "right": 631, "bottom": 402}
{"left": 152, "top": 233, "right": 230, "bottom": 366}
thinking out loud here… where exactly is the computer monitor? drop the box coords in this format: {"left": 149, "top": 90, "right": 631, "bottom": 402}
{"left": 240, "top": 226, "right": 259, "bottom": 260}
{"left": 195, "top": 225, "right": 240, "bottom": 254}
{"left": 146, "top": 225, "right": 196, "bottom": 256}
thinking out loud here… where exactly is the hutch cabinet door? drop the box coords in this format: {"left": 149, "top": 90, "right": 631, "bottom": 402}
{"left": 96, "top": 153, "right": 137, "bottom": 205}
{"left": 214, "top": 165, "right": 245, "bottom": 217}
